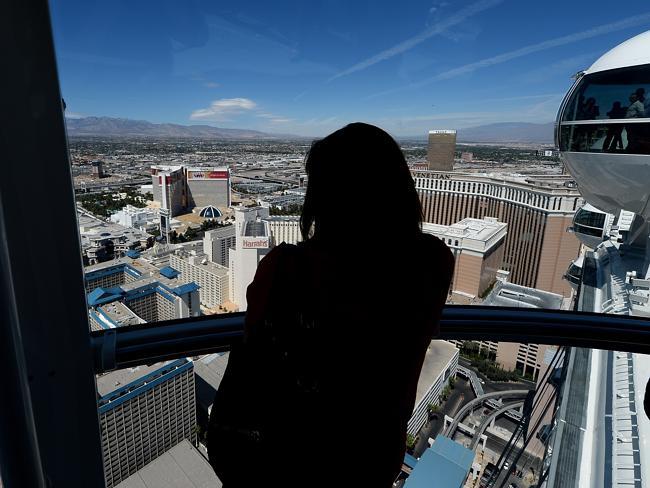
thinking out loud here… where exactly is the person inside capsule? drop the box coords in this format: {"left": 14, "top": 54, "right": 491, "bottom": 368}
{"left": 207, "top": 123, "right": 455, "bottom": 487}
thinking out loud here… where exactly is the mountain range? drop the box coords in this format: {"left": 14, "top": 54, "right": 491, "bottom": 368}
{"left": 457, "top": 122, "right": 554, "bottom": 144}
{"left": 65, "top": 116, "right": 290, "bottom": 139}
{"left": 65, "top": 116, "right": 555, "bottom": 144}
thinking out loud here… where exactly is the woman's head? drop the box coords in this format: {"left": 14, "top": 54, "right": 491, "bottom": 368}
{"left": 300, "top": 122, "right": 422, "bottom": 241}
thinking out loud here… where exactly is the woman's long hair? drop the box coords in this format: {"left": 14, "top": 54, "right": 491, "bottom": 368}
{"left": 300, "top": 122, "right": 423, "bottom": 242}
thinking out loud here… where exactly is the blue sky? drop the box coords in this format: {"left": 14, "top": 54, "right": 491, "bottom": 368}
{"left": 50, "top": 0, "right": 650, "bottom": 137}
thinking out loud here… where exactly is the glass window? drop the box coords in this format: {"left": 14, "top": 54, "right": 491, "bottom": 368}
{"left": 559, "top": 122, "right": 650, "bottom": 154}
{"left": 44, "top": 1, "right": 650, "bottom": 486}
{"left": 562, "top": 64, "right": 650, "bottom": 122}
{"left": 573, "top": 208, "right": 606, "bottom": 229}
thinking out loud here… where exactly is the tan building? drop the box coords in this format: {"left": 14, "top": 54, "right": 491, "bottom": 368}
{"left": 423, "top": 217, "right": 507, "bottom": 301}
{"left": 427, "top": 130, "right": 456, "bottom": 171}
{"left": 413, "top": 171, "right": 582, "bottom": 297}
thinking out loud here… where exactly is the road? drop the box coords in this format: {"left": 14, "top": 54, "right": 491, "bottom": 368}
{"left": 75, "top": 179, "right": 150, "bottom": 192}
{"left": 413, "top": 378, "right": 474, "bottom": 457}
{"left": 458, "top": 357, "right": 535, "bottom": 394}
{"left": 445, "top": 390, "right": 528, "bottom": 437}
{"left": 484, "top": 433, "right": 544, "bottom": 474}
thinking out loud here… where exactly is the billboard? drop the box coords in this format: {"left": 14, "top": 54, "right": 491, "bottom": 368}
{"left": 188, "top": 170, "right": 229, "bottom": 180}
{"left": 241, "top": 237, "right": 270, "bottom": 249}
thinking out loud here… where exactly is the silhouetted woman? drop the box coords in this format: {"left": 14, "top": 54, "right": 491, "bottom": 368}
{"left": 208, "top": 123, "right": 454, "bottom": 487}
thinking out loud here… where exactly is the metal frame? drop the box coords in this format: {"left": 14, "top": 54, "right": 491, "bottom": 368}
{"left": 1, "top": 1, "right": 106, "bottom": 486}
{"left": 90, "top": 306, "right": 650, "bottom": 374}
{"left": 2, "top": 2, "right": 650, "bottom": 487}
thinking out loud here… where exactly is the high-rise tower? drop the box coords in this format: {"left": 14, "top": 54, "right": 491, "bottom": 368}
{"left": 427, "top": 130, "right": 457, "bottom": 171}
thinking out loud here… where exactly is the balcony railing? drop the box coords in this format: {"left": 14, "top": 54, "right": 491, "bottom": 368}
{"left": 90, "top": 305, "right": 650, "bottom": 373}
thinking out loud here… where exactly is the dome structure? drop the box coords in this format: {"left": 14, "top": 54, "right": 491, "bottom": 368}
{"left": 199, "top": 205, "right": 222, "bottom": 219}
{"left": 556, "top": 30, "right": 650, "bottom": 220}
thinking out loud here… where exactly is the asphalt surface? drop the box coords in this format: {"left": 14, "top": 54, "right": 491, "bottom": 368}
{"left": 458, "top": 357, "right": 536, "bottom": 394}
{"left": 413, "top": 378, "right": 475, "bottom": 457}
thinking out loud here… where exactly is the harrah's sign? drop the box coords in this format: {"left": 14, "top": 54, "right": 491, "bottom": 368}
{"left": 242, "top": 237, "right": 269, "bottom": 249}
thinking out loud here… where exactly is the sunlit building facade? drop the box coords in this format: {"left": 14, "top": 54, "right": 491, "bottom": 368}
{"left": 97, "top": 359, "right": 196, "bottom": 488}
{"left": 427, "top": 130, "right": 457, "bottom": 171}
{"left": 413, "top": 171, "right": 582, "bottom": 297}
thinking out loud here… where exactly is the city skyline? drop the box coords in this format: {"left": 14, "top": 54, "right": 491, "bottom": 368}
{"left": 50, "top": 0, "right": 650, "bottom": 136}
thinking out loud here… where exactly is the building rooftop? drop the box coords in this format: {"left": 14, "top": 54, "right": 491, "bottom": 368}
{"left": 85, "top": 255, "right": 158, "bottom": 277}
{"left": 422, "top": 217, "right": 507, "bottom": 253}
{"left": 96, "top": 301, "right": 145, "bottom": 328}
{"left": 193, "top": 353, "right": 230, "bottom": 413}
{"left": 115, "top": 439, "right": 222, "bottom": 488}
{"left": 483, "top": 281, "right": 564, "bottom": 309}
{"left": 415, "top": 340, "right": 458, "bottom": 407}
{"left": 77, "top": 209, "right": 151, "bottom": 249}
{"left": 173, "top": 251, "right": 229, "bottom": 277}
{"left": 265, "top": 215, "right": 300, "bottom": 222}
{"left": 96, "top": 359, "right": 191, "bottom": 410}
{"left": 404, "top": 436, "right": 473, "bottom": 488}
{"left": 243, "top": 220, "right": 267, "bottom": 237}
{"left": 412, "top": 169, "right": 581, "bottom": 194}
{"left": 96, "top": 360, "right": 182, "bottom": 397}
{"left": 151, "top": 164, "right": 183, "bottom": 172}
{"left": 204, "top": 225, "right": 236, "bottom": 239}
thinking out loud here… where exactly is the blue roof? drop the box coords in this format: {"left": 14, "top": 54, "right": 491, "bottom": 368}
{"left": 98, "top": 359, "right": 192, "bottom": 413}
{"left": 126, "top": 249, "right": 141, "bottom": 258}
{"left": 168, "top": 282, "right": 200, "bottom": 296}
{"left": 404, "top": 437, "right": 473, "bottom": 488}
{"left": 159, "top": 266, "right": 180, "bottom": 279}
{"left": 404, "top": 452, "right": 419, "bottom": 469}
{"left": 87, "top": 287, "right": 124, "bottom": 307}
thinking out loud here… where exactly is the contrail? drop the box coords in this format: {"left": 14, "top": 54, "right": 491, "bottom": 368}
{"left": 327, "top": 0, "right": 504, "bottom": 82}
{"left": 369, "top": 15, "right": 650, "bottom": 98}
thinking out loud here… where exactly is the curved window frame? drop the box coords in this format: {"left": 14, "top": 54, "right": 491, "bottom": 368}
{"left": 560, "top": 63, "right": 650, "bottom": 123}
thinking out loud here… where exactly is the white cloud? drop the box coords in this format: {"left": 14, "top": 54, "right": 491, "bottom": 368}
{"left": 64, "top": 111, "right": 85, "bottom": 119}
{"left": 328, "top": 0, "right": 503, "bottom": 81}
{"left": 370, "top": 13, "right": 650, "bottom": 98}
{"left": 190, "top": 98, "right": 257, "bottom": 121}
{"left": 256, "top": 112, "right": 292, "bottom": 124}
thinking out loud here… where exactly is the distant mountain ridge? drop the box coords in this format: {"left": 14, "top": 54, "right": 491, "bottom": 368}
{"left": 66, "top": 116, "right": 554, "bottom": 143}
{"left": 457, "top": 122, "right": 554, "bottom": 144}
{"left": 65, "top": 116, "right": 296, "bottom": 139}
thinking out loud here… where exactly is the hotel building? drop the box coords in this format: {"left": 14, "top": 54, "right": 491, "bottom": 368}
{"left": 413, "top": 171, "right": 582, "bottom": 297}
{"left": 423, "top": 217, "right": 507, "bottom": 301}
{"left": 427, "top": 130, "right": 457, "bottom": 171}
{"left": 96, "top": 359, "right": 197, "bottom": 487}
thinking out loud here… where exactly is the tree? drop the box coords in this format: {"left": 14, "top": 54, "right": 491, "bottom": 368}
{"left": 427, "top": 403, "right": 440, "bottom": 418}
{"left": 406, "top": 434, "right": 417, "bottom": 452}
